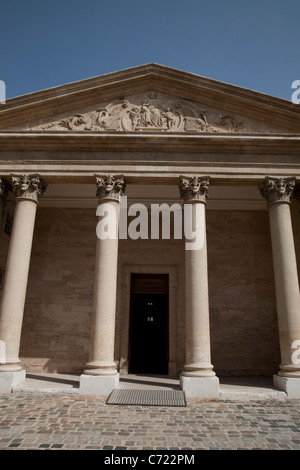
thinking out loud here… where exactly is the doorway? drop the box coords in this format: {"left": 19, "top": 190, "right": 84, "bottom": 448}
{"left": 129, "top": 274, "right": 169, "bottom": 374}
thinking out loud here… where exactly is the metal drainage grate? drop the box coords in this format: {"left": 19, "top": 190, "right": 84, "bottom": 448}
{"left": 106, "top": 389, "right": 186, "bottom": 407}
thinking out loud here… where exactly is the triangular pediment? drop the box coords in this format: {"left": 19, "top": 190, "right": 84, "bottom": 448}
{"left": 1, "top": 64, "right": 300, "bottom": 134}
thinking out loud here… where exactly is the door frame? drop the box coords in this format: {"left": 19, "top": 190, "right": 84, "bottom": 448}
{"left": 119, "top": 265, "right": 178, "bottom": 376}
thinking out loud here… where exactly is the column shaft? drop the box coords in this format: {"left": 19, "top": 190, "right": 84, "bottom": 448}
{"left": 269, "top": 202, "right": 300, "bottom": 376}
{"left": 183, "top": 202, "right": 215, "bottom": 377}
{"left": 260, "top": 176, "right": 300, "bottom": 378}
{"left": 0, "top": 174, "right": 46, "bottom": 372}
{"left": 84, "top": 175, "right": 125, "bottom": 376}
{"left": 85, "top": 200, "right": 120, "bottom": 375}
{"left": 179, "top": 176, "right": 215, "bottom": 378}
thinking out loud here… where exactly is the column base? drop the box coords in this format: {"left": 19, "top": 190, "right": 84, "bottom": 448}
{"left": 83, "top": 361, "right": 117, "bottom": 376}
{"left": 180, "top": 375, "right": 219, "bottom": 399}
{"left": 79, "top": 373, "right": 119, "bottom": 396}
{"left": 0, "top": 370, "right": 26, "bottom": 393}
{"left": 273, "top": 374, "right": 300, "bottom": 398}
{"left": 0, "top": 361, "right": 22, "bottom": 373}
{"left": 181, "top": 363, "right": 216, "bottom": 377}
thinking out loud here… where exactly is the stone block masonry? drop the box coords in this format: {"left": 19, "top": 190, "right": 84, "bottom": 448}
{"left": 19, "top": 206, "right": 279, "bottom": 377}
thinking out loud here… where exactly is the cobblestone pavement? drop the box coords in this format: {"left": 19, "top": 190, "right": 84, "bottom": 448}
{"left": 0, "top": 392, "right": 300, "bottom": 450}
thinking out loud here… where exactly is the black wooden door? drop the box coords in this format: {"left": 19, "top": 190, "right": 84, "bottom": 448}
{"left": 129, "top": 292, "right": 168, "bottom": 374}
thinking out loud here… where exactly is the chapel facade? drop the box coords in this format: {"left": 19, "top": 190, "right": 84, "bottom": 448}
{"left": 0, "top": 64, "right": 300, "bottom": 397}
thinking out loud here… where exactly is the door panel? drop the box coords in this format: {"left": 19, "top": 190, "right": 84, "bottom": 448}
{"left": 129, "top": 292, "right": 168, "bottom": 374}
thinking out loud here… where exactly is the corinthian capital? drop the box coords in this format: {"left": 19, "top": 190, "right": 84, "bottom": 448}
{"left": 95, "top": 174, "right": 126, "bottom": 201}
{"left": 179, "top": 175, "right": 210, "bottom": 203}
{"left": 259, "top": 176, "right": 296, "bottom": 204}
{"left": 11, "top": 174, "right": 47, "bottom": 202}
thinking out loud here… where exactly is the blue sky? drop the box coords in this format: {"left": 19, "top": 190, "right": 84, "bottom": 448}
{"left": 1, "top": 0, "right": 300, "bottom": 101}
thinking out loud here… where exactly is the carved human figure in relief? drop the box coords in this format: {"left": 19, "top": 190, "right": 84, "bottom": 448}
{"left": 163, "top": 108, "right": 177, "bottom": 130}
{"left": 140, "top": 101, "right": 161, "bottom": 127}
{"left": 129, "top": 106, "right": 141, "bottom": 130}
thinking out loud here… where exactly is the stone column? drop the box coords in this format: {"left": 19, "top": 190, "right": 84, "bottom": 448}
{"left": 80, "top": 175, "right": 125, "bottom": 396}
{"left": 260, "top": 176, "right": 300, "bottom": 397}
{"left": 0, "top": 174, "right": 47, "bottom": 392}
{"left": 178, "top": 176, "right": 219, "bottom": 398}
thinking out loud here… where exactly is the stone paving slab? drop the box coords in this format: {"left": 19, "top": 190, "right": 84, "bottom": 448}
{"left": 0, "top": 391, "right": 300, "bottom": 451}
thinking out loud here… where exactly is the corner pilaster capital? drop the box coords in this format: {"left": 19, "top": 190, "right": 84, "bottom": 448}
{"left": 95, "top": 174, "right": 126, "bottom": 201}
{"left": 293, "top": 183, "right": 300, "bottom": 201}
{"left": 11, "top": 174, "right": 47, "bottom": 202}
{"left": 0, "top": 178, "right": 11, "bottom": 200}
{"left": 179, "top": 175, "right": 210, "bottom": 203}
{"left": 259, "top": 176, "right": 296, "bottom": 205}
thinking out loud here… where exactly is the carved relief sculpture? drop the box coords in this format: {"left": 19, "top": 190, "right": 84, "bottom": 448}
{"left": 31, "top": 91, "right": 264, "bottom": 134}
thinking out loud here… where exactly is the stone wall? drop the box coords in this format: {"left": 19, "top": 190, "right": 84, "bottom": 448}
{"left": 20, "top": 208, "right": 95, "bottom": 373}
{"left": 207, "top": 210, "right": 279, "bottom": 376}
{"left": 19, "top": 206, "right": 280, "bottom": 376}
